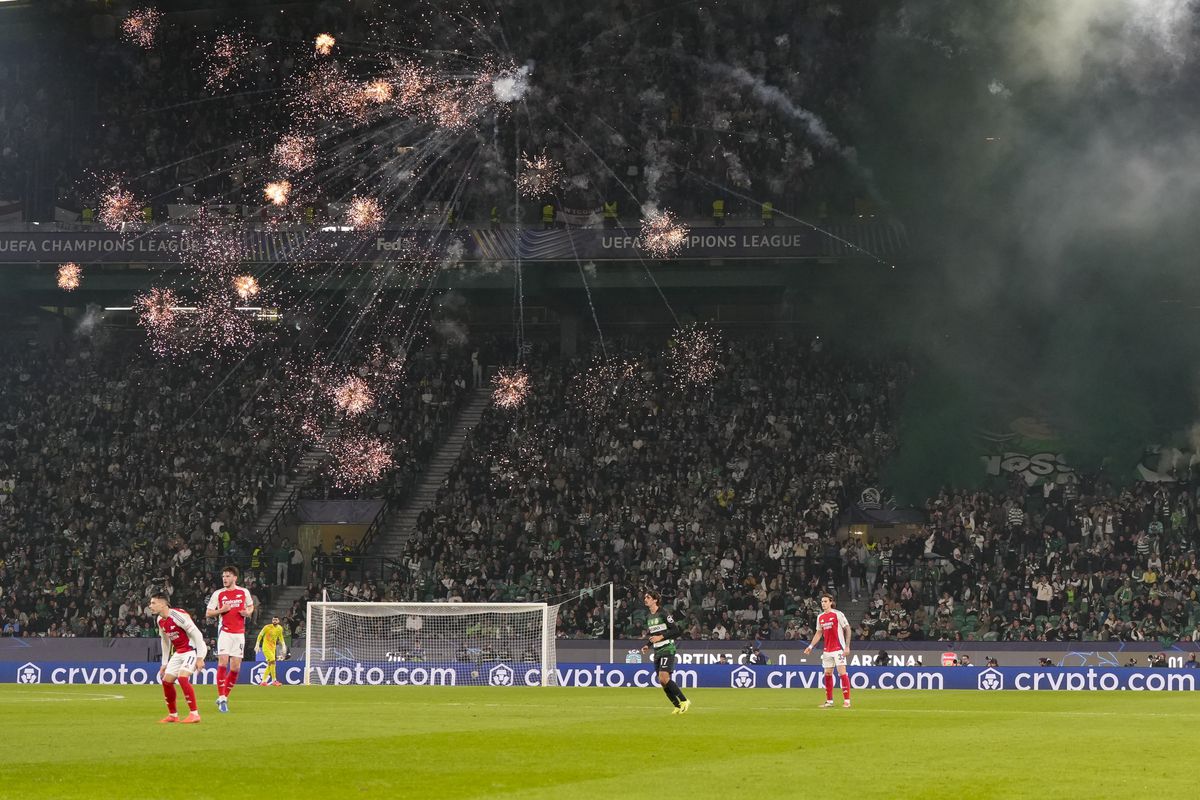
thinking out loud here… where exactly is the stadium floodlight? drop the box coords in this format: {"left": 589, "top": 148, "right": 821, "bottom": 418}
{"left": 305, "top": 602, "right": 560, "bottom": 686}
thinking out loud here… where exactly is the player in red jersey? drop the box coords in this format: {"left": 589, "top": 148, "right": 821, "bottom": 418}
{"left": 804, "top": 593, "right": 852, "bottom": 708}
{"left": 206, "top": 565, "right": 254, "bottom": 713}
{"left": 149, "top": 592, "right": 207, "bottom": 724}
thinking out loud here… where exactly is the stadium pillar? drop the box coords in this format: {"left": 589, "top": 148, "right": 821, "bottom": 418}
{"left": 609, "top": 583, "right": 614, "bottom": 663}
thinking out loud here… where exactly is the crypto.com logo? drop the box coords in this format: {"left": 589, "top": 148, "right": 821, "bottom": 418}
{"left": 978, "top": 668, "right": 1004, "bottom": 690}
{"left": 249, "top": 663, "right": 268, "bottom": 686}
{"left": 17, "top": 662, "right": 42, "bottom": 684}
{"left": 730, "top": 665, "right": 757, "bottom": 689}
{"left": 488, "top": 663, "right": 514, "bottom": 686}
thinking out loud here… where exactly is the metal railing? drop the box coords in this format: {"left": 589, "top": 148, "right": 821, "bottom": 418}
{"left": 256, "top": 483, "right": 302, "bottom": 545}
{"left": 355, "top": 499, "right": 391, "bottom": 554}
{"left": 313, "top": 554, "right": 408, "bottom": 585}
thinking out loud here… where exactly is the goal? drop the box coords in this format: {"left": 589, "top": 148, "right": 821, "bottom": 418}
{"left": 305, "top": 602, "right": 559, "bottom": 686}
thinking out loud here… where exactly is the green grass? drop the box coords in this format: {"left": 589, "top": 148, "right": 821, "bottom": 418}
{"left": 1, "top": 685, "right": 1196, "bottom": 799}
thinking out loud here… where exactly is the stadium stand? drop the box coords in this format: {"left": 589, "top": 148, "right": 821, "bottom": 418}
{"left": 0, "top": 334, "right": 301, "bottom": 640}
{"left": 853, "top": 481, "right": 1200, "bottom": 645}
{"left": 310, "top": 335, "right": 905, "bottom": 642}
{"left": 3, "top": 1, "right": 874, "bottom": 224}
{"left": 299, "top": 347, "right": 472, "bottom": 506}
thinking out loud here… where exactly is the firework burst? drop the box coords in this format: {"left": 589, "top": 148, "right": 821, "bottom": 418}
{"left": 569, "top": 357, "right": 641, "bottom": 417}
{"left": 359, "top": 344, "right": 408, "bottom": 396}
{"left": 192, "top": 302, "right": 256, "bottom": 353}
{"left": 57, "top": 263, "right": 82, "bottom": 291}
{"left": 331, "top": 375, "right": 375, "bottom": 416}
{"left": 263, "top": 180, "right": 291, "bottom": 206}
{"left": 314, "top": 33, "right": 336, "bottom": 56}
{"left": 492, "top": 367, "right": 531, "bottom": 409}
{"left": 179, "top": 217, "right": 246, "bottom": 276}
{"left": 206, "top": 32, "right": 256, "bottom": 92}
{"left": 327, "top": 433, "right": 393, "bottom": 487}
{"left": 272, "top": 134, "right": 316, "bottom": 173}
{"left": 517, "top": 151, "right": 563, "bottom": 197}
{"left": 361, "top": 79, "right": 394, "bottom": 105}
{"left": 134, "top": 288, "right": 180, "bottom": 354}
{"left": 287, "top": 63, "right": 354, "bottom": 123}
{"left": 98, "top": 185, "right": 142, "bottom": 230}
{"left": 426, "top": 76, "right": 494, "bottom": 130}
{"left": 388, "top": 61, "right": 436, "bottom": 108}
{"left": 121, "top": 8, "right": 162, "bottom": 49}
{"left": 668, "top": 324, "right": 724, "bottom": 389}
{"left": 641, "top": 209, "right": 690, "bottom": 258}
{"left": 345, "top": 196, "right": 384, "bottom": 231}
{"left": 232, "top": 275, "right": 260, "bottom": 300}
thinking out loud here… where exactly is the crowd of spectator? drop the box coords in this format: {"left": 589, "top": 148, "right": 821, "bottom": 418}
{"left": 313, "top": 334, "right": 904, "bottom": 641}
{"left": 3, "top": 1, "right": 878, "bottom": 224}
{"left": 0, "top": 41, "right": 69, "bottom": 217}
{"left": 851, "top": 477, "right": 1200, "bottom": 645}
{"left": 8, "top": 320, "right": 1200, "bottom": 650}
{"left": 304, "top": 329, "right": 1200, "bottom": 648}
{"left": 0, "top": 331, "right": 302, "bottom": 640}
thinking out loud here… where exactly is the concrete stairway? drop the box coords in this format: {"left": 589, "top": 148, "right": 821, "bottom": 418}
{"left": 252, "top": 444, "right": 327, "bottom": 536}
{"left": 839, "top": 595, "right": 868, "bottom": 627}
{"left": 371, "top": 388, "right": 491, "bottom": 560}
{"left": 257, "top": 586, "right": 308, "bottom": 627}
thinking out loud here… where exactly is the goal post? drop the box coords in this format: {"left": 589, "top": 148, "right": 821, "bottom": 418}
{"left": 304, "top": 602, "right": 559, "bottom": 686}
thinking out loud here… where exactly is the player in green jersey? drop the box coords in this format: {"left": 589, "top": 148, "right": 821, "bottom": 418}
{"left": 641, "top": 590, "right": 691, "bottom": 714}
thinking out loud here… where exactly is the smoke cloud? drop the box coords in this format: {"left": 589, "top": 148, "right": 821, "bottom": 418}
{"left": 865, "top": 0, "right": 1200, "bottom": 492}
{"left": 492, "top": 63, "right": 534, "bottom": 103}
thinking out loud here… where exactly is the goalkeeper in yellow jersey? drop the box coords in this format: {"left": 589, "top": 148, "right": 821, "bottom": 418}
{"left": 254, "top": 616, "right": 288, "bottom": 686}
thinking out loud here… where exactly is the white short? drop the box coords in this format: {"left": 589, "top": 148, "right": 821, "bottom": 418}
{"left": 164, "top": 652, "right": 199, "bottom": 678}
{"left": 217, "top": 632, "right": 246, "bottom": 658}
{"left": 821, "top": 650, "right": 847, "bottom": 669}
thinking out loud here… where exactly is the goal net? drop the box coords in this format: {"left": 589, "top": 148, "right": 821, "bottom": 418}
{"left": 305, "top": 602, "right": 559, "bottom": 687}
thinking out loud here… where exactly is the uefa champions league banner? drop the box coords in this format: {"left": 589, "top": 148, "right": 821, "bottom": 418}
{"left": 4, "top": 661, "right": 1200, "bottom": 691}
{"left": 0, "top": 227, "right": 832, "bottom": 265}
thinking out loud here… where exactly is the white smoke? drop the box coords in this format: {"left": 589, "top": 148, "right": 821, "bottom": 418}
{"left": 1006, "top": 0, "right": 1195, "bottom": 89}
{"left": 724, "top": 150, "right": 751, "bottom": 189}
{"left": 638, "top": 88, "right": 666, "bottom": 106}
{"left": 75, "top": 305, "right": 105, "bottom": 338}
{"left": 432, "top": 320, "right": 469, "bottom": 345}
{"left": 440, "top": 239, "right": 465, "bottom": 270}
{"left": 708, "top": 64, "right": 850, "bottom": 156}
{"left": 642, "top": 139, "right": 673, "bottom": 202}
{"left": 492, "top": 63, "right": 534, "bottom": 103}
{"left": 987, "top": 79, "right": 1011, "bottom": 98}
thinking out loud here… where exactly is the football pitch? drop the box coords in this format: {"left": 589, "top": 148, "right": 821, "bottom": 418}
{"left": 1, "top": 685, "right": 1195, "bottom": 799}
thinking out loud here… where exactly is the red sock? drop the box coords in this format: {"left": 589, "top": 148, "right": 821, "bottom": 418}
{"left": 226, "top": 668, "right": 239, "bottom": 696}
{"left": 162, "top": 681, "right": 177, "bottom": 715}
{"left": 216, "top": 665, "right": 227, "bottom": 697}
{"left": 178, "top": 676, "right": 197, "bottom": 713}
{"left": 840, "top": 673, "right": 851, "bottom": 700}
{"left": 824, "top": 673, "right": 834, "bottom": 701}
